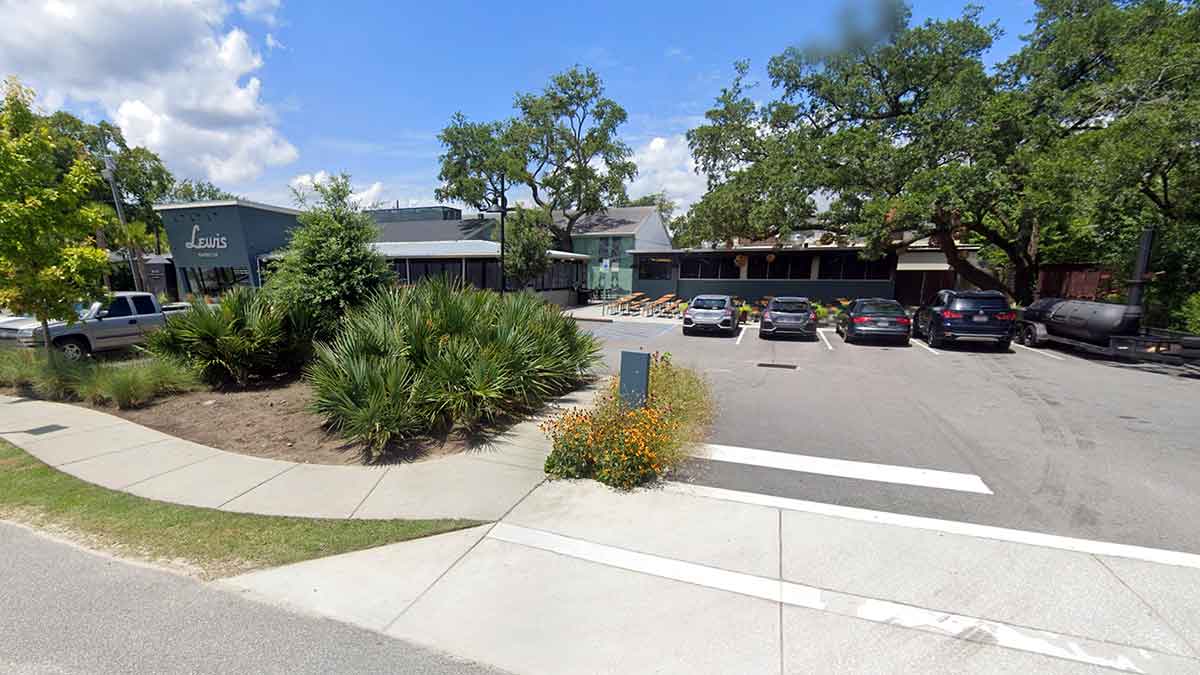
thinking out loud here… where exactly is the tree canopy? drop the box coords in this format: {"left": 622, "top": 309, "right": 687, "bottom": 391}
{"left": 502, "top": 206, "right": 554, "bottom": 288}
{"left": 0, "top": 79, "right": 110, "bottom": 351}
{"left": 436, "top": 67, "right": 637, "bottom": 250}
{"left": 266, "top": 173, "right": 391, "bottom": 336}
{"left": 681, "top": 0, "right": 1200, "bottom": 311}
{"left": 164, "top": 178, "right": 237, "bottom": 203}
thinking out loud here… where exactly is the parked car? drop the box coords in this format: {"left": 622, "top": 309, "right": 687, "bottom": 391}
{"left": 682, "top": 294, "right": 741, "bottom": 336}
{"left": 914, "top": 289, "right": 1015, "bottom": 350}
{"left": 1, "top": 292, "right": 178, "bottom": 360}
{"left": 836, "top": 298, "right": 911, "bottom": 345}
{"left": 759, "top": 296, "right": 817, "bottom": 340}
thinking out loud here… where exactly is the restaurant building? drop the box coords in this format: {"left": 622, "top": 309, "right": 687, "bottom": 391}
{"left": 154, "top": 200, "right": 588, "bottom": 304}
{"left": 630, "top": 234, "right": 978, "bottom": 306}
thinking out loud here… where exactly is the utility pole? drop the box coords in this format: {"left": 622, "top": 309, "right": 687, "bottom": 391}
{"left": 100, "top": 156, "right": 141, "bottom": 291}
{"left": 499, "top": 171, "right": 507, "bottom": 296}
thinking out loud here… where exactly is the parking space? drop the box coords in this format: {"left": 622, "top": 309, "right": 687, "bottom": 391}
{"left": 579, "top": 317, "right": 1200, "bottom": 554}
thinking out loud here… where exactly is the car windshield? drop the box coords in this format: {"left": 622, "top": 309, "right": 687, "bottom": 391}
{"left": 75, "top": 302, "right": 91, "bottom": 319}
{"left": 771, "top": 301, "right": 810, "bottom": 313}
{"left": 858, "top": 301, "right": 905, "bottom": 316}
{"left": 691, "top": 298, "right": 726, "bottom": 310}
{"left": 952, "top": 297, "right": 1010, "bottom": 311}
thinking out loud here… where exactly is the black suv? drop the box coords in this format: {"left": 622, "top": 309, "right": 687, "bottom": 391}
{"left": 914, "top": 290, "right": 1015, "bottom": 350}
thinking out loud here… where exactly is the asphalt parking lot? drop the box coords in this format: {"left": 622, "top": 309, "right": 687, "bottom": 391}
{"left": 581, "top": 318, "right": 1200, "bottom": 555}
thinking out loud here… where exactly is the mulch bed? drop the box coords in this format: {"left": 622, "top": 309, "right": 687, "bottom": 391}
{"left": 108, "top": 378, "right": 467, "bottom": 466}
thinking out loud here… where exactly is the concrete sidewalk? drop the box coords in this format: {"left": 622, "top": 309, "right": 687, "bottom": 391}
{"left": 223, "top": 479, "right": 1200, "bottom": 674}
{"left": 0, "top": 387, "right": 598, "bottom": 521}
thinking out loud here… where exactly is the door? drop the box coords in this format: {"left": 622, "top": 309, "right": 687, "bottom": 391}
{"left": 92, "top": 297, "right": 142, "bottom": 349}
{"left": 129, "top": 294, "right": 166, "bottom": 338}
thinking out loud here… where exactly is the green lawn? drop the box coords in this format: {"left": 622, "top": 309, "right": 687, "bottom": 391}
{"left": 0, "top": 439, "right": 482, "bottom": 578}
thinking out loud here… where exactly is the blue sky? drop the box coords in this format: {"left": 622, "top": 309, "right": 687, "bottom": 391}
{"left": 1, "top": 0, "right": 1039, "bottom": 210}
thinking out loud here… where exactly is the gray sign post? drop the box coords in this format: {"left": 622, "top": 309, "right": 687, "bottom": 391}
{"left": 618, "top": 351, "right": 651, "bottom": 408}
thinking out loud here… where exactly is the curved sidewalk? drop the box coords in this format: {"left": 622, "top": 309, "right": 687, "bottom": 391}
{"left": 0, "top": 387, "right": 599, "bottom": 521}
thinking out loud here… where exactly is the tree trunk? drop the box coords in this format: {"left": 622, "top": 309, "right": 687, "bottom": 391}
{"left": 40, "top": 318, "right": 51, "bottom": 357}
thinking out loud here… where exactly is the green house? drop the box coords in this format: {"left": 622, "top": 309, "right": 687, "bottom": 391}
{"left": 560, "top": 206, "right": 672, "bottom": 295}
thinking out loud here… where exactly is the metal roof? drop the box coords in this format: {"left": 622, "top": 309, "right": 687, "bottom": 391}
{"left": 556, "top": 206, "right": 655, "bottom": 237}
{"left": 371, "top": 240, "right": 501, "bottom": 258}
{"left": 152, "top": 199, "right": 302, "bottom": 216}
{"left": 368, "top": 240, "right": 588, "bottom": 261}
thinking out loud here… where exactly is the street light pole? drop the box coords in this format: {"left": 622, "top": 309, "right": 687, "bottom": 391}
{"left": 101, "top": 156, "right": 140, "bottom": 291}
{"left": 499, "top": 172, "right": 507, "bottom": 296}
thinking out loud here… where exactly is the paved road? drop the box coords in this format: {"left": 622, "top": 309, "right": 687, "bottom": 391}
{"left": 583, "top": 319, "right": 1200, "bottom": 554}
{"left": 0, "top": 522, "right": 503, "bottom": 675}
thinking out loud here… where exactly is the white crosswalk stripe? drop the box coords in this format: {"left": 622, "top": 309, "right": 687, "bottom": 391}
{"left": 694, "top": 443, "right": 993, "bottom": 494}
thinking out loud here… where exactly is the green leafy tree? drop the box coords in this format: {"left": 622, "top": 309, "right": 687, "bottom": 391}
{"left": 435, "top": 113, "right": 524, "bottom": 217}
{"left": 0, "top": 79, "right": 110, "bottom": 353}
{"left": 502, "top": 207, "right": 554, "bottom": 288}
{"left": 437, "top": 67, "right": 637, "bottom": 251}
{"left": 45, "top": 110, "right": 175, "bottom": 263}
{"left": 515, "top": 67, "right": 638, "bottom": 249}
{"left": 164, "top": 178, "right": 237, "bottom": 203}
{"left": 266, "top": 173, "right": 390, "bottom": 336}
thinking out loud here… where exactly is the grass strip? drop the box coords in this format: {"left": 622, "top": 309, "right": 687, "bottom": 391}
{"left": 0, "top": 439, "right": 482, "bottom": 578}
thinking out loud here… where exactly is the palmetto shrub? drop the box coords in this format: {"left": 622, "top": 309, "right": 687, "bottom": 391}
{"left": 307, "top": 278, "right": 600, "bottom": 459}
{"left": 145, "top": 287, "right": 315, "bottom": 387}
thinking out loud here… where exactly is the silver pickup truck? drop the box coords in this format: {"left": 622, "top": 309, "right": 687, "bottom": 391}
{"left": 0, "top": 292, "right": 181, "bottom": 360}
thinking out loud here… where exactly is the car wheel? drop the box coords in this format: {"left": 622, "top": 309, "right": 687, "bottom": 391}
{"left": 843, "top": 329, "right": 854, "bottom": 344}
{"left": 901, "top": 337, "right": 911, "bottom": 347}
{"left": 759, "top": 329, "right": 769, "bottom": 340}
{"left": 996, "top": 338, "right": 1011, "bottom": 351}
{"left": 926, "top": 323, "right": 942, "bottom": 348}
{"left": 55, "top": 336, "right": 89, "bottom": 361}
{"left": 682, "top": 327, "right": 691, "bottom": 336}
{"left": 1022, "top": 324, "right": 1039, "bottom": 347}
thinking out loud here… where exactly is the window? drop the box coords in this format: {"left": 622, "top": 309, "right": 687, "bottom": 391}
{"left": 465, "top": 260, "right": 485, "bottom": 289}
{"left": 818, "top": 254, "right": 846, "bottom": 279}
{"left": 770, "top": 299, "right": 811, "bottom": 313}
{"left": 131, "top": 295, "right": 158, "bottom": 315}
{"left": 103, "top": 298, "right": 133, "bottom": 318}
{"left": 952, "top": 296, "right": 1010, "bottom": 311}
{"left": 638, "top": 256, "right": 672, "bottom": 281}
{"left": 691, "top": 297, "right": 727, "bottom": 310}
{"left": 857, "top": 300, "right": 905, "bottom": 316}
{"left": 714, "top": 257, "right": 740, "bottom": 279}
{"left": 680, "top": 257, "right": 710, "bottom": 279}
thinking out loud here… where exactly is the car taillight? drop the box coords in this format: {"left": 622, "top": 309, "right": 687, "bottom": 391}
{"left": 995, "top": 312, "right": 1016, "bottom": 321}
{"left": 942, "top": 310, "right": 964, "bottom": 319}
{"left": 896, "top": 317, "right": 911, "bottom": 325}
{"left": 724, "top": 309, "right": 734, "bottom": 317}
{"left": 762, "top": 311, "right": 772, "bottom": 321}
{"left": 808, "top": 312, "right": 816, "bottom": 320}
{"left": 684, "top": 309, "right": 693, "bottom": 317}
{"left": 852, "top": 316, "right": 871, "bottom": 324}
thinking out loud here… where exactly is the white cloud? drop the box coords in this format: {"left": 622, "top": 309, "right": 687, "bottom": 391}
{"left": 237, "top": 0, "right": 280, "bottom": 25}
{"left": 351, "top": 181, "right": 385, "bottom": 207}
{"left": 0, "top": 0, "right": 297, "bottom": 185}
{"left": 265, "top": 32, "right": 285, "bottom": 50}
{"left": 665, "top": 47, "right": 691, "bottom": 61}
{"left": 289, "top": 171, "right": 385, "bottom": 208}
{"left": 627, "top": 135, "right": 707, "bottom": 213}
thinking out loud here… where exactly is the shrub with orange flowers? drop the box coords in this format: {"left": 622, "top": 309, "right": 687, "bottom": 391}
{"left": 542, "top": 352, "right": 712, "bottom": 489}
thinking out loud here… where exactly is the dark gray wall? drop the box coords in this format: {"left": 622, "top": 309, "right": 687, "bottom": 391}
{"left": 162, "top": 205, "right": 298, "bottom": 286}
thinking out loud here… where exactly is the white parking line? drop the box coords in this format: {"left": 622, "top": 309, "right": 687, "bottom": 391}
{"left": 816, "top": 328, "right": 835, "bottom": 351}
{"left": 488, "top": 522, "right": 1182, "bottom": 673}
{"left": 1013, "top": 343, "right": 1066, "bottom": 360}
{"left": 735, "top": 326, "right": 748, "bottom": 345}
{"left": 697, "top": 443, "right": 992, "bottom": 494}
{"left": 912, "top": 338, "right": 940, "bottom": 356}
{"left": 665, "top": 483, "right": 1200, "bottom": 571}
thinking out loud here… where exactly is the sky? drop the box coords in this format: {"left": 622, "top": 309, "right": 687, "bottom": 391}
{"left": 0, "top": 0, "right": 1038, "bottom": 212}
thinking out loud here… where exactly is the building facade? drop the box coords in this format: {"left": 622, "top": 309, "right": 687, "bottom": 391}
{"left": 630, "top": 241, "right": 977, "bottom": 306}
{"left": 562, "top": 207, "right": 672, "bottom": 295}
{"left": 154, "top": 200, "right": 588, "bottom": 305}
